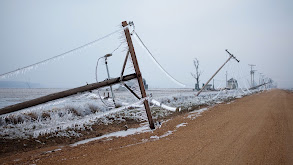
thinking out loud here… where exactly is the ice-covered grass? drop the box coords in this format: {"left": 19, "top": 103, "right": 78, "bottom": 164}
{"left": 0, "top": 88, "right": 260, "bottom": 139}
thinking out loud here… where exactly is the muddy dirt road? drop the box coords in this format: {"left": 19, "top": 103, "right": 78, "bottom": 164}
{"left": 1, "top": 89, "right": 293, "bottom": 164}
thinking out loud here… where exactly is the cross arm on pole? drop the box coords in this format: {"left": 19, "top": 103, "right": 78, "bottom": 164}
{"left": 225, "top": 49, "right": 240, "bottom": 63}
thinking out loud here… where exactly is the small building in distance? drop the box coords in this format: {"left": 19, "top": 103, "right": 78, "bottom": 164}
{"left": 202, "top": 83, "right": 213, "bottom": 90}
{"left": 143, "top": 78, "right": 148, "bottom": 90}
{"left": 195, "top": 83, "right": 200, "bottom": 91}
{"left": 227, "top": 78, "right": 238, "bottom": 89}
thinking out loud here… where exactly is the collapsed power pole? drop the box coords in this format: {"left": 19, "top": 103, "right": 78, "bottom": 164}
{"left": 0, "top": 21, "right": 155, "bottom": 129}
{"left": 0, "top": 74, "right": 136, "bottom": 115}
{"left": 197, "top": 49, "right": 239, "bottom": 96}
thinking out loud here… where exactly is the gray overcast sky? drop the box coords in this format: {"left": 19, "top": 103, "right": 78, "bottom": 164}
{"left": 0, "top": 0, "right": 292, "bottom": 89}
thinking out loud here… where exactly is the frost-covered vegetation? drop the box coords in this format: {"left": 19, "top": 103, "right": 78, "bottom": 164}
{"left": 0, "top": 88, "right": 259, "bottom": 139}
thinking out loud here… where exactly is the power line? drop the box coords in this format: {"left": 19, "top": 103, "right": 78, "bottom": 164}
{"left": 133, "top": 31, "right": 187, "bottom": 88}
{"left": 0, "top": 28, "right": 124, "bottom": 79}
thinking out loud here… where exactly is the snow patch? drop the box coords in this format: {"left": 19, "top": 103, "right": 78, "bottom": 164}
{"left": 44, "top": 148, "right": 62, "bottom": 154}
{"left": 151, "top": 99, "right": 178, "bottom": 111}
{"left": 71, "top": 123, "right": 151, "bottom": 147}
{"left": 187, "top": 107, "right": 208, "bottom": 120}
{"left": 160, "top": 131, "right": 173, "bottom": 138}
{"left": 176, "top": 123, "right": 188, "bottom": 128}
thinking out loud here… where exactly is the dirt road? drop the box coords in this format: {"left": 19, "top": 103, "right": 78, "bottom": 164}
{"left": 2, "top": 89, "right": 293, "bottom": 164}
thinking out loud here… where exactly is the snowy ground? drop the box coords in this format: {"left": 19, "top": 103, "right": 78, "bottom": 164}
{"left": 0, "top": 87, "right": 260, "bottom": 139}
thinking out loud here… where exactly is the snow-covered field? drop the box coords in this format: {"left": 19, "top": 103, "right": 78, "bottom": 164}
{"left": 0, "top": 87, "right": 259, "bottom": 139}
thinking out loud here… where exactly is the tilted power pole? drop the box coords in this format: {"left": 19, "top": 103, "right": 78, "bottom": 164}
{"left": 197, "top": 49, "right": 239, "bottom": 96}
{"left": 122, "top": 21, "right": 155, "bottom": 129}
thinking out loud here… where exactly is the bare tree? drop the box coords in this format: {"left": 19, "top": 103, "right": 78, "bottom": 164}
{"left": 191, "top": 58, "right": 202, "bottom": 91}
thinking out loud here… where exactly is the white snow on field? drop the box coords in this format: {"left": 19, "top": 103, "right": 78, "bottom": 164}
{"left": 187, "top": 107, "right": 209, "bottom": 120}
{"left": 0, "top": 88, "right": 260, "bottom": 139}
{"left": 150, "top": 122, "right": 188, "bottom": 140}
{"left": 176, "top": 123, "right": 188, "bottom": 128}
{"left": 71, "top": 122, "right": 151, "bottom": 147}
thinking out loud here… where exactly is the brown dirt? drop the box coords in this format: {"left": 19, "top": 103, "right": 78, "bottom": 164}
{"left": 1, "top": 89, "right": 293, "bottom": 165}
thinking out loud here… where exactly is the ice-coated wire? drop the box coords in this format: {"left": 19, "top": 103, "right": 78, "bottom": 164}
{"left": 133, "top": 31, "right": 187, "bottom": 88}
{"left": 0, "top": 28, "right": 125, "bottom": 79}
{"left": 234, "top": 62, "right": 248, "bottom": 95}
{"left": 95, "top": 57, "right": 103, "bottom": 83}
{"left": 238, "top": 63, "right": 252, "bottom": 93}
{"left": 211, "top": 60, "right": 231, "bottom": 100}
{"left": 211, "top": 79, "right": 224, "bottom": 100}
{"left": 111, "top": 42, "right": 124, "bottom": 54}
{"left": 95, "top": 57, "right": 114, "bottom": 108}
{"left": 224, "top": 61, "right": 233, "bottom": 98}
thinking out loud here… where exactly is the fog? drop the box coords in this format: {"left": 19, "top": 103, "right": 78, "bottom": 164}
{"left": 0, "top": 0, "right": 292, "bottom": 89}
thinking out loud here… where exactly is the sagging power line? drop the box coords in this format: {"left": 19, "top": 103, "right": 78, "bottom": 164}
{"left": 133, "top": 31, "right": 187, "bottom": 88}
{"left": 0, "top": 27, "right": 126, "bottom": 80}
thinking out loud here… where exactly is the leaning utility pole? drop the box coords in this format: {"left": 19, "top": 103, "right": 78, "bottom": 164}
{"left": 122, "top": 21, "right": 155, "bottom": 129}
{"left": 0, "top": 74, "right": 137, "bottom": 115}
{"left": 197, "top": 49, "right": 239, "bottom": 96}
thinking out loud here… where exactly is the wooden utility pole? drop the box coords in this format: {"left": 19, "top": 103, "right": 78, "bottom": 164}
{"left": 0, "top": 74, "right": 137, "bottom": 116}
{"left": 197, "top": 49, "right": 239, "bottom": 96}
{"left": 122, "top": 21, "right": 155, "bottom": 129}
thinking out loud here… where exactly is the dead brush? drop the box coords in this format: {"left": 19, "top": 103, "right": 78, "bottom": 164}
{"left": 127, "top": 106, "right": 136, "bottom": 110}
{"left": 87, "top": 104, "right": 101, "bottom": 113}
{"left": 4, "top": 115, "right": 25, "bottom": 124}
{"left": 41, "top": 112, "right": 51, "bottom": 120}
{"left": 66, "top": 107, "right": 82, "bottom": 117}
{"left": 25, "top": 112, "right": 38, "bottom": 121}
